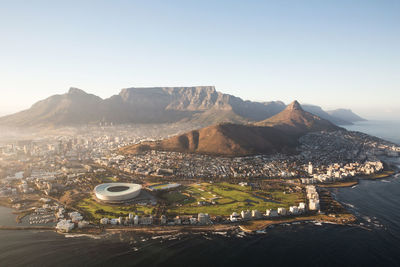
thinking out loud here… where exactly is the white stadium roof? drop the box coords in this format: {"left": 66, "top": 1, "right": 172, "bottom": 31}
{"left": 94, "top": 183, "right": 142, "bottom": 203}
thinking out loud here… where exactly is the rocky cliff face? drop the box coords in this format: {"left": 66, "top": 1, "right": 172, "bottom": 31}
{"left": 0, "top": 86, "right": 360, "bottom": 128}
{"left": 0, "top": 86, "right": 286, "bottom": 127}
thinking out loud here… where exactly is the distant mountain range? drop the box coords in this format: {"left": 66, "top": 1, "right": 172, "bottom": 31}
{"left": 0, "top": 86, "right": 365, "bottom": 127}
{"left": 121, "top": 101, "right": 342, "bottom": 156}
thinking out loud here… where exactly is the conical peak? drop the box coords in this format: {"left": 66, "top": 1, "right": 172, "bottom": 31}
{"left": 286, "top": 100, "right": 303, "bottom": 111}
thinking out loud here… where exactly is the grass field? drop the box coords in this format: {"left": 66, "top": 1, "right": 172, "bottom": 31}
{"left": 165, "top": 182, "right": 304, "bottom": 216}
{"left": 100, "top": 176, "right": 119, "bottom": 182}
{"left": 76, "top": 197, "right": 154, "bottom": 222}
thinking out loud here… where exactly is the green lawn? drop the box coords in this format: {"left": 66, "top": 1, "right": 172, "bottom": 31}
{"left": 76, "top": 198, "right": 154, "bottom": 222}
{"left": 101, "top": 176, "right": 119, "bottom": 182}
{"left": 167, "top": 182, "right": 304, "bottom": 216}
{"left": 162, "top": 191, "right": 193, "bottom": 203}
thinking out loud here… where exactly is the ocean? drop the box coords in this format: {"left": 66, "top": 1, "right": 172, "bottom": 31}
{"left": 345, "top": 120, "right": 400, "bottom": 145}
{"left": 0, "top": 121, "right": 400, "bottom": 267}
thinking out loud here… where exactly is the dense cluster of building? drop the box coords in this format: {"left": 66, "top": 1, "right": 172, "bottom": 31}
{"left": 100, "top": 151, "right": 308, "bottom": 179}
{"left": 99, "top": 212, "right": 212, "bottom": 226}
{"left": 301, "top": 161, "right": 384, "bottom": 184}
{"left": 98, "top": 131, "right": 400, "bottom": 184}
{"left": 229, "top": 201, "right": 308, "bottom": 222}
{"left": 299, "top": 130, "right": 400, "bottom": 164}
{"left": 0, "top": 125, "right": 399, "bottom": 233}
{"left": 56, "top": 211, "right": 89, "bottom": 232}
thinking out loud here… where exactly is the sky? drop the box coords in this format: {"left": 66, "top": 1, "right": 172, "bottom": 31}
{"left": 0, "top": 0, "right": 399, "bottom": 119}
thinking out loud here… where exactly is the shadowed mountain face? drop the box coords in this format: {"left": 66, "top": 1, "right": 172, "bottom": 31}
{"left": 0, "top": 87, "right": 361, "bottom": 127}
{"left": 121, "top": 123, "right": 298, "bottom": 156}
{"left": 122, "top": 101, "right": 342, "bottom": 156}
{"left": 255, "top": 101, "right": 341, "bottom": 134}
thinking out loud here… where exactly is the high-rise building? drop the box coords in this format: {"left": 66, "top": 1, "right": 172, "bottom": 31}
{"left": 308, "top": 162, "right": 313, "bottom": 175}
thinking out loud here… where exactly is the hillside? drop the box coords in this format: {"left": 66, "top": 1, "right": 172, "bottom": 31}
{"left": 0, "top": 86, "right": 362, "bottom": 128}
{"left": 0, "top": 88, "right": 103, "bottom": 127}
{"left": 255, "top": 101, "right": 341, "bottom": 134}
{"left": 302, "top": 104, "right": 352, "bottom": 125}
{"left": 122, "top": 101, "right": 342, "bottom": 157}
{"left": 327, "top": 109, "right": 366, "bottom": 123}
{"left": 121, "top": 123, "right": 298, "bottom": 156}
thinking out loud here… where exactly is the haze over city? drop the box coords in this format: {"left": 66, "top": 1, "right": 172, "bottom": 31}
{"left": 1, "top": 0, "right": 399, "bottom": 119}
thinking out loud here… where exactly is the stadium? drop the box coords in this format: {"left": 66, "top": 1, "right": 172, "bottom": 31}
{"left": 94, "top": 183, "right": 142, "bottom": 203}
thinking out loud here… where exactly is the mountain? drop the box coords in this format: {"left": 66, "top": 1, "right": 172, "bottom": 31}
{"left": 327, "top": 109, "right": 366, "bottom": 123}
{"left": 0, "top": 88, "right": 103, "bottom": 127}
{"left": 0, "top": 87, "right": 286, "bottom": 127}
{"left": 255, "top": 101, "right": 341, "bottom": 134}
{"left": 105, "top": 86, "right": 287, "bottom": 124}
{"left": 302, "top": 104, "right": 353, "bottom": 125}
{"left": 121, "top": 123, "right": 297, "bottom": 156}
{"left": 0, "top": 86, "right": 364, "bottom": 128}
{"left": 122, "top": 101, "right": 341, "bottom": 157}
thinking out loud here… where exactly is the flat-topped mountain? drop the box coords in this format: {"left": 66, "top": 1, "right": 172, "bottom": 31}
{"left": 0, "top": 87, "right": 362, "bottom": 127}
{"left": 0, "top": 87, "right": 286, "bottom": 127}
{"left": 255, "top": 101, "right": 341, "bottom": 134}
{"left": 122, "top": 101, "right": 341, "bottom": 156}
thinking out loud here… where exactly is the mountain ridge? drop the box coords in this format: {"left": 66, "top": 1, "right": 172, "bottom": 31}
{"left": 327, "top": 108, "right": 366, "bottom": 123}
{"left": 0, "top": 87, "right": 363, "bottom": 127}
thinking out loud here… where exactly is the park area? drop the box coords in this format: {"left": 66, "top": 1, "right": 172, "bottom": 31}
{"left": 76, "top": 197, "right": 154, "bottom": 221}
{"left": 162, "top": 182, "right": 304, "bottom": 216}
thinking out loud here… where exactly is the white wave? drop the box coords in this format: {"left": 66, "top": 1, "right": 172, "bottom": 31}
{"left": 342, "top": 202, "right": 355, "bottom": 209}
{"left": 236, "top": 232, "right": 246, "bottom": 238}
{"left": 362, "top": 216, "right": 371, "bottom": 223}
{"left": 64, "top": 234, "right": 102, "bottom": 239}
{"left": 213, "top": 231, "right": 228, "bottom": 236}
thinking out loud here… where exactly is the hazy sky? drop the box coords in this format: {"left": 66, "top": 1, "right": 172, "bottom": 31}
{"left": 1, "top": 0, "right": 399, "bottom": 119}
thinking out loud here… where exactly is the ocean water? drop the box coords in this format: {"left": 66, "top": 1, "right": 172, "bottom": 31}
{"left": 0, "top": 206, "right": 19, "bottom": 226}
{"left": 345, "top": 120, "right": 400, "bottom": 145}
{"left": 1, "top": 175, "right": 400, "bottom": 267}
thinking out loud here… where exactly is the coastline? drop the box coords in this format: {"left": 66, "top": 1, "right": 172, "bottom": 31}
{"left": 239, "top": 213, "right": 356, "bottom": 232}
{"left": 0, "top": 168, "right": 397, "bottom": 236}
{"left": 318, "top": 169, "right": 395, "bottom": 189}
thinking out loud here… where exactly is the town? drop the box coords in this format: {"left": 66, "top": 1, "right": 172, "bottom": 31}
{"left": 0, "top": 125, "right": 399, "bottom": 233}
